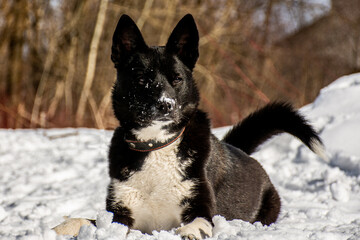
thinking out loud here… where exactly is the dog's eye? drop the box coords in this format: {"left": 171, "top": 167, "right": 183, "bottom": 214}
{"left": 139, "top": 79, "right": 145, "bottom": 85}
{"left": 173, "top": 76, "right": 183, "bottom": 85}
{"left": 133, "top": 72, "right": 145, "bottom": 85}
{"left": 138, "top": 77, "right": 145, "bottom": 85}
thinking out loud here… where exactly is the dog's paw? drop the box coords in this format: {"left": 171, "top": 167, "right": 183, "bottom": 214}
{"left": 176, "top": 217, "right": 213, "bottom": 240}
{"left": 52, "top": 217, "right": 93, "bottom": 236}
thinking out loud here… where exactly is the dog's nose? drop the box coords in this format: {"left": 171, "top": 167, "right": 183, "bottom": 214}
{"left": 156, "top": 97, "right": 175, "bottom": 114}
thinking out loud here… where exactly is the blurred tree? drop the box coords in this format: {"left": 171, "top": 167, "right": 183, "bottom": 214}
{"left": 0, "top": 0, "right": 357, "bottom": 128}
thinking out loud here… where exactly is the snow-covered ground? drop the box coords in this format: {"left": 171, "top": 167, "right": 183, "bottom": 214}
{"left": 1, "top": 73, "right": 360, "bottom": 240}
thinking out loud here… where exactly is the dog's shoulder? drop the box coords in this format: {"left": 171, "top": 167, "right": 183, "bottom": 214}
{"left": 177, "top": 110, "right": 212, "bottom": 168}
{"left": 181, "top": 110, "right": 211, "bottom": 145}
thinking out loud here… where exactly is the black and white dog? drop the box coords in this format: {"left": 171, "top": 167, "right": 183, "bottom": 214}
{"left": 54, "top": 14, "right": 325, "bottom": 239}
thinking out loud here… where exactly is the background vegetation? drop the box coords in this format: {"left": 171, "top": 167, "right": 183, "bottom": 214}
{"left": 1, "top": 0, "right": 359, "bottom": 128}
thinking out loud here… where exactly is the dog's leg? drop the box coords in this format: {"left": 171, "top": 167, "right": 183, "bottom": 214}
{"left": 106, "top": 194, "right": 134, "bottom": 228}
{"left": 254, "top": 186, "right": 281, "bottom": 225}
{"left": 176, "top": 217, "right": 213, "bottom": 240}
{"left": 52, "top": 217, "right": 95, "bottom": 236}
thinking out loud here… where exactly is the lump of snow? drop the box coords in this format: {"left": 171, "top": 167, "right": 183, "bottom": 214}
{"left": 330, "top": 181, "right": 350, "bottom": 202}
{"left": 77, "top": 224, "right": 96, "bottom": 240}
{"left": 0, "top": 206, "right": 8, "bottom": 222}
{"left": 96, "top": 211, "right": 113, "bottom": 229}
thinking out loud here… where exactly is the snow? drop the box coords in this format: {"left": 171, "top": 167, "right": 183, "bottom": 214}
{"left": 1, "top": 73, "right": 360, "bottom": 239}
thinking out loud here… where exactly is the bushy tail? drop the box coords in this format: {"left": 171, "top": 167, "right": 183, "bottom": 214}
{"left": 222, "top": 102, "right": 326, "bottom": 159}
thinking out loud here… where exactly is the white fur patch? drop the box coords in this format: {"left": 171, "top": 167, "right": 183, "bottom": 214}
{"left": 109, "top": 140, "right": 195, "bottom": 234}
{"left": 176, "top": 217, "right": 213, "bottom": 239}
{"left": 131, "top": 120, "right": 175, "bottom": 142}
{"left": 310, "top": 138, "right": 329, "bottom": 161}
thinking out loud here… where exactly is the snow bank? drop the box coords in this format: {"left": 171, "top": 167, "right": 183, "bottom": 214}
{"left": 1, "top": 73, "right": 360, "bottom": 239}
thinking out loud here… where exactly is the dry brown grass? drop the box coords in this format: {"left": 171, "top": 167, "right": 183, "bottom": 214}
{"left": 0, "top": 0, "right": 358, "bottom": 129}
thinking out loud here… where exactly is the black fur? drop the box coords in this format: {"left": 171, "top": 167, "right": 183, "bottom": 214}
{"left": 106, "top": 188, "right": 134, "bottom": 227}
{"left": 108, "top": 127, "right": 148, "bottom": 182}
{"left": 106, "top": 14, "right": 324, "bottom": 238}
{"left": 223, "top": 102, "right": 322, "bottom": 155}
{"left": 177, "top": 111, "right": 214, "bottom": 224}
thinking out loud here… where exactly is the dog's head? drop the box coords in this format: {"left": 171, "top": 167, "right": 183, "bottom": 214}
{"left": 111, "top": 14, "right": 200, "bottom": 141}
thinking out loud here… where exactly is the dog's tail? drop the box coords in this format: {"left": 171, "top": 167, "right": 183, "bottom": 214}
{"left": 222, "top": 102, "right": 326, "bottom": 159}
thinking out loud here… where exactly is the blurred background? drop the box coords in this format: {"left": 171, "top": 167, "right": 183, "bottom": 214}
{"left": 0, "top": 0, "right": 359, "bottom": 129}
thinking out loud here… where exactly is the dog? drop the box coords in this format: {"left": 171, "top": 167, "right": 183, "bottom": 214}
{"left": 53, "top": 14, "right": 325, "bottom": 239}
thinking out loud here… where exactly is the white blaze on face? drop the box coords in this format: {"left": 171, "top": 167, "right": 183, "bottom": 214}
{"left": 131, "top": 120, "right": 175, "bottom": 142}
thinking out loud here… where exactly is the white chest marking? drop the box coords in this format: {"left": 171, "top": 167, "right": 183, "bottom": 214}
{"left": 131, "top": 120, "right": 175, "bottom": 142}
{"left": 110, "top": 140, "right": 195, "bottom": 234}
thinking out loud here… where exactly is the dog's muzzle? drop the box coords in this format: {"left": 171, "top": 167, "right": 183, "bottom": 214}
{"left": 156, "top": 96, "right": 176, "bottom": 116}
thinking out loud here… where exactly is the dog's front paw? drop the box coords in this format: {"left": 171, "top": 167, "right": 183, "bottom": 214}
{"left": 52, "top": 217, "right": 93, "bottom": 236}
{"left": 176, "top": 217, "right": 213, "bottom": 239}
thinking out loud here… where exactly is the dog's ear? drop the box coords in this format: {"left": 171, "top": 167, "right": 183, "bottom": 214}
{"left": 165, "top": 14, "right": 199, "bottom": 70}
{"left": 111, "top": 14, "right": 147, "bottom": 67}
